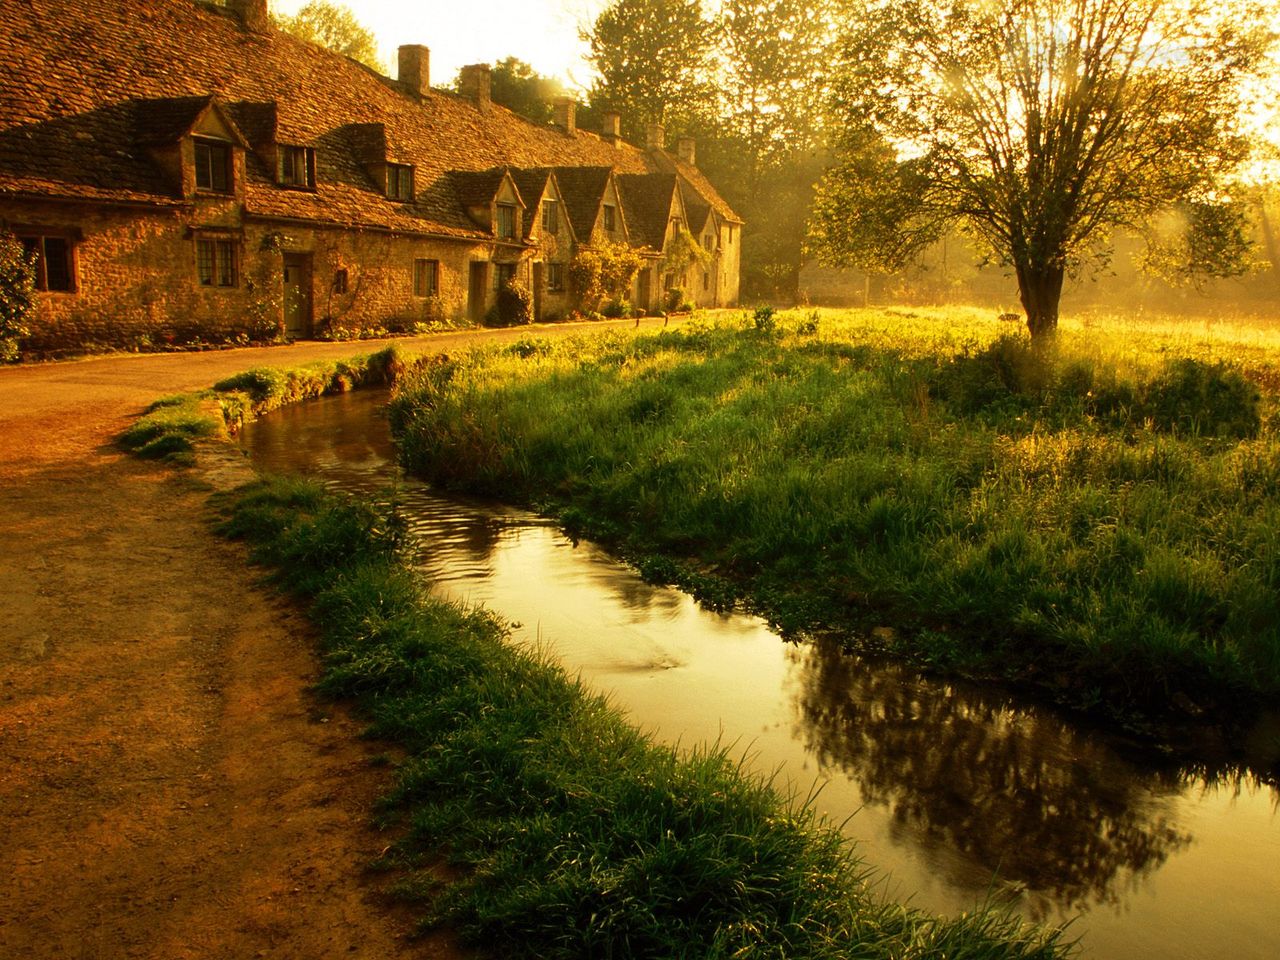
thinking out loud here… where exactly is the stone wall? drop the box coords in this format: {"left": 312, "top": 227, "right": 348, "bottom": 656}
{"left": 2, "top": 197, "right": 496, "bottom": 354}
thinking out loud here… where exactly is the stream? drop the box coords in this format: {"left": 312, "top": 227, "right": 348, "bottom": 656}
{"left": 241, "top": 389, "right": 1279, "bottom": 960}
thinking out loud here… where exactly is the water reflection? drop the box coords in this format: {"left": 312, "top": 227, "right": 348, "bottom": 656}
{"left": 240, "top": 389, "right": 1280, "bottom": 960}
{"left": 796, "top": 639, "right": 1191, "bottom": 916}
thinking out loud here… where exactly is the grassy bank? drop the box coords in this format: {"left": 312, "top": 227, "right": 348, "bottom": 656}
{"left": 215, "top": 474, "right": 1067, "bottom": 958}
{"left": 388, "top": 307, "right": 1280, "bottom": 723}
{"left": 117, "top": 346, "right": 415, "bottom": 462}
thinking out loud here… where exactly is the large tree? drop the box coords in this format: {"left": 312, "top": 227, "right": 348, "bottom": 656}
{"left": 811, "top": 0, "right": 1271, "bottom": 337}
{"left": 276, "top": 1, "right": 382, "bottom": 72}
{"left": 584, "top": 0, "right": 718, "bottom": 140}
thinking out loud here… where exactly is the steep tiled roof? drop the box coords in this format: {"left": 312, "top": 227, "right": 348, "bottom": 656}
{"left": 0, "top": 0, "right": 740, "bottom": 237}
{"left": 508, "top": 167, "right": 554, "bottom": 240}
{"left": 550, "top": 166, "right": 614, "bottom": 240}
{"left": 619, "top": 173, "right": 678, "bottom": 253}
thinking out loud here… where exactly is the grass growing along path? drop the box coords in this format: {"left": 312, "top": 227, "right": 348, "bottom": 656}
{"left": 215, "top": 475, "right": 1069, "bottom": 959}
{"left": 388, "top": 307, "right": 1280, "bottom": 725}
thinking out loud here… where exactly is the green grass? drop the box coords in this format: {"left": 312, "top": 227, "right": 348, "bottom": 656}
{"left": 388, "top": 307, "right": 1280, "bottom": 722}
{"left": 117, "top": 346, "right": 420, "bottom": 460}
{"left": 214, "top": 475, "right": 1069, "bottom": 959}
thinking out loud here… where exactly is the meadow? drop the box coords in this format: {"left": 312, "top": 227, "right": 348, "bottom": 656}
{"left": 389, "top": 306, "right": 1280, "bottom": 723}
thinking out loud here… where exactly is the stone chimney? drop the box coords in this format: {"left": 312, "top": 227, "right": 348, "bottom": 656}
{"left": 459, "top": 64, "right": 491, "bottom": 110}
{"left": 677, "top": 136, "right": 696, "bottom": 167}
{"left": 601, "top": 112, "right": 622, "bottom": 146}
{"left": 646, "top": 123, "right": 666, "bottom": 151}
{"left": 227, "top": 0, "right": 269, "bottom": 33}
{"left": 398, "top": 45, "right": 430, "bottom": 97}
{"left": 553, "top": 97, "right": 577, "bottom": 135}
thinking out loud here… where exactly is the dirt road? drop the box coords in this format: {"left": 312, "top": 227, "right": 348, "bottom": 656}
{"left": 0, "top": 318, "right": 671, "bottom": 959}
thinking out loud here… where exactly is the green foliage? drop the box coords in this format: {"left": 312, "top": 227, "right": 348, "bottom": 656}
{"left": 486, "top": 280, "right": 533, "bottom": 327}
{"left": 823, "top": 0, "right": 1271, "bottom": 335}
{"left": 470, "top": 57, "right": 567, "bottom": 123}
{"left": 0, "top": 232, "right": 35, "bottom": 362}
{"left": 274, "top": 0, "right": 383, "bottom": 71}
{"left": 215, "top": 475, "right": 1068, "bottom": 959}
{"left": 117, "top": 394, "right": 224, "bottom": 464}
{"left": 568, "top": 241, "right": 642, "bottom": 314}
{"left": 390, "top": 307, "right": 1280, "bottom": 718}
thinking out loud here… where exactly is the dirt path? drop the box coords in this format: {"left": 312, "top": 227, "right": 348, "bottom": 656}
{"left": 0, "top": 318, "right": 675, "bottom": 959}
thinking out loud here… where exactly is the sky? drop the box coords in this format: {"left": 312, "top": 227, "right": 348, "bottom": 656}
{"left": 272, "top": 0, "right": 611, "bottom": 91}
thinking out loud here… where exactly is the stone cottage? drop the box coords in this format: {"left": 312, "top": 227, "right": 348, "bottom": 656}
{"left": 0, "top": 0, "right": 742, "bottom": 353}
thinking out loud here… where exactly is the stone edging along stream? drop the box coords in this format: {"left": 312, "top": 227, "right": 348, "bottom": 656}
{"left": 117, "top": 350, "right": 1072, "bottom": 959}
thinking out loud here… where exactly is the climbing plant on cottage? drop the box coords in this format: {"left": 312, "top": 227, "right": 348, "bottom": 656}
{"left": 0, "top": 233, "right": 35, "bottom": 362}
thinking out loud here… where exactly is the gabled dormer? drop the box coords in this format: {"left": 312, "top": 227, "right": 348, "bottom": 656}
{"left": 509, "top": 168, "right": 577, "bottom": 251}
{"left": 452, "top": 168, "right": 528, "bottom": 241}
{"left": 137, "top": 95, "right": 250, "bottom": 200}
{"left": 348, "top": 122, "right": 415, "bottom": 201}
{"left": 553, "top": 167, "right": 629, "bottom": 247}
{"left": 617, "top": 173, "right": 682, "bottom": 255}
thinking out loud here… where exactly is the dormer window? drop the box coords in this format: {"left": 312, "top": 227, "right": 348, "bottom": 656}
{"left": 194, "top": 139, "right": 232, "bottom": 193}
{"left": 542, "top": 199, "right": 559, "bottom": 235}
{"left": 602, "top": 204, "right": 616, "bottom": 233}
{"left": 387, "top": 163, "right": 414, "bottom": 200}
{"left": 280, "top": 146, "right": 316, "bottom": 189}
{"left": 496, "top": 203, "right": 517, "bottom": 240}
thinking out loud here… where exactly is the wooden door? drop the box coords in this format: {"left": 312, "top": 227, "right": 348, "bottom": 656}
{"left": 468, "top": 262, "right": 488, "bottom": 323}
{"left": 282, "top": 253, "right": 312, "bottom": 339}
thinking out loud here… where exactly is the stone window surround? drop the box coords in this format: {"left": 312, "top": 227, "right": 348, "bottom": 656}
{"left": 16, "top": 228, "right": 78, "bottom": 293}
{"left": 546, "top": 261, "right": 565, "bottom": 292}
{"left": 387, "top": 163, "right": 414, "bottom": 201}
{"left": 193, "top": 232, "right": 239, "bottom": 288}
{"left": 541, "top": 199, "right": 558, "bottom": 235}
{"left": 413, "top": 258, "right": 438, "bottom": 297}
{"left": 279, "top": 145, "right": 316, "bottom": 190}
{"left": 496, "top": 202, "right": 517, "bottom": 240}
{"left": 194, "top": 137, "right": 233, "bottom": 193}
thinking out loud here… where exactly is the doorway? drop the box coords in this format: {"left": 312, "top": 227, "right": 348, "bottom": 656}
{"left": 468, "top": 261, "right": 488, "bottom": 323}
{"left": 532, "top": 262, "right": 544, "bottom": 321}
{"left": 282, "top": 253, "right": 313, "bottom": 339}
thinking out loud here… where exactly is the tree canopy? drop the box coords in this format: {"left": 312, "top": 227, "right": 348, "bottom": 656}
{"left": 811, "top": 0, "right": 1272, "bottom": 336}
{"left": 275, "top": 1, "right": 382, "bottom": 72}
{"left": 461, "top": 58, "right": 568, "bottom": 125}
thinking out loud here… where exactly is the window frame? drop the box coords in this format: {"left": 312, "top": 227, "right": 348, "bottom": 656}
{"left": 493, "top": 262, "right": 516, "bottom": 290}
{"left": 279, "top": 145, "right": 316, "bottom": 189}
{"left": 18, "top": 233, "right": 77, "bottom": 293}
{"left": 413, "top": 258, "right": 439, "bottom": 297}
{"left": 194, "top": 138, "right": 232, "bottom": 193}
{"left": 496, "top": 203, "right": 517, "bottom": 240}
{"left": 333, "top": 268, "right": 349, "bottom": 294}
{"left": 602, "top": 203, "right": 616, "bottom": 233}
{"left": 541, "top": 199, "right": 559, "bottom": 235}
{"left": 547, "top": 262, "right": 565, "bottom": 292}
{"left": 195, "top": 235, "right": 238, "bottom": 288}
{"left": 386, "top": 163, "right": 414, "bottom": 201}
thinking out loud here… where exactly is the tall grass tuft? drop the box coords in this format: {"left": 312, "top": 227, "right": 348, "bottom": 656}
{"left": 389, "top": 308, "right": 1280, "bottom": 720}
{"left": 214, "top": 475, "right": 1069, "bottom": 959}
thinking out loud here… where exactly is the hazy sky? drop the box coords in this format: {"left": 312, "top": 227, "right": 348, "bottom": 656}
{"left": 272, "top": 0, "right": 611, "bottom": 91}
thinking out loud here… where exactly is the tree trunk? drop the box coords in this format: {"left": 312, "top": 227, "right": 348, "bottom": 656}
{"left": 1015, "top": 261, "right": 1064, "bottom": 340}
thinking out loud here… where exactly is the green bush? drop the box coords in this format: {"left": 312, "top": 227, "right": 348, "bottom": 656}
{"left": 0, "top": 232, "right": 36, "bottom": 362}
{"left": 488, "top": 280, "right": 533, "bottom": 327}
{"left": 1142, "top": 358, "right": 1260, "bottom": 438}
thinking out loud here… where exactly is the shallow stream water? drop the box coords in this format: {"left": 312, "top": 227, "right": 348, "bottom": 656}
{"left": 241, "top": 390, "right": 1279, "bottom": 960}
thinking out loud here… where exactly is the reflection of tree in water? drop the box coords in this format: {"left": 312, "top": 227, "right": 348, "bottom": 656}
{"left": 794, "top": 639, "right": 1194, "bottom": 915}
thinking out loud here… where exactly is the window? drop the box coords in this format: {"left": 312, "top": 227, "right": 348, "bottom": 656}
{"left": 280, "top": 146, "right": 315, "bottom": 188}
{"left": 18, "top": 234, "right": 75, "bottom": 292}
{"left": 669, "top": 217, "right": 683, "bottom": 239}
{"left": 541, "top": 199, "right": 558, "bottom": 235}
{"left": 387, "top": 164, "right": 413, "bottom": 200}
{"left": 602, "top": 204, "right": 616, "bottom": 232}
{"left": 494, "top": 262, "right": 516, "bottom": 290}
{"left": 547, "top": 262, "right": 565, "bottom": 292}
{"left": 194, "top": 139, "right": 231, "bottom": 192}
{"left": 196, "top": 237, "right": 237, "bottom": 287}
{"left": 333, "top": 268, "right": 348, "bottom": 294}
{"left": 703, "top": 270, "right": 710, "bottom": 291}
{"left": 496, "top": 203, "right": 517, "bottom": 240}
{"left": 413, "top": 259, "right": 439, "bottom": 297}
{"left": 704, "top": 232, "right": 715, "bottom": 251}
